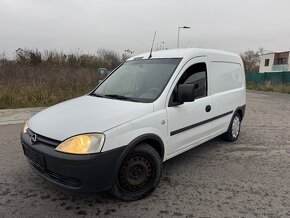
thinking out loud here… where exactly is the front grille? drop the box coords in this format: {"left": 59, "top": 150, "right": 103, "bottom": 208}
{"left": 23, "top": 143, "right": 45, "bottom": 170}
{"left": 27, "top": 129, "right": 61, "bottom": 147}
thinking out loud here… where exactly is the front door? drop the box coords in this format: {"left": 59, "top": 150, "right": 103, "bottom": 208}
{"left": 166, "top": 57, "right": 215, "bottom": 157}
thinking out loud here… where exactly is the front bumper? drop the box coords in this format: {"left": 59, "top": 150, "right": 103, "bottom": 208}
{"left": 21, "top": 132, "right": 125, "bottom": 193}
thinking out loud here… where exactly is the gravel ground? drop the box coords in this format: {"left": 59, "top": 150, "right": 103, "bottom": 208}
{"left": 0, "top": 90, "right": 290, "bottom": 218}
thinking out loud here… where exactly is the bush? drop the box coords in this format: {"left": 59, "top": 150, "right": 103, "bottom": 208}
{"left": 0, "top": 48, "right": 133, "bottom": 109}
{"left": 247, "top": 81, "right": 290, "bottom": 94}
{"left": 0, "top": 64, "right": 108, "bottom": 108}
{"left": 13, "top": 48, "right": 123, "bottom": 69}
{"left": 15, "top": 48, "right": 42, "bottom": 65}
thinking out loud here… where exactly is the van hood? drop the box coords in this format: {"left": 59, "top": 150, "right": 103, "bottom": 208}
{"left": 28, "top": 95, "right": 153, "bottom": 141}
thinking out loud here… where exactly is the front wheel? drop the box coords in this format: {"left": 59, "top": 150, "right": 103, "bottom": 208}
{"left": 222, "top": 113, "right": 241, "bottom": 142}
{"left": 111, "top": 143, "right": 162, "bottom": 201}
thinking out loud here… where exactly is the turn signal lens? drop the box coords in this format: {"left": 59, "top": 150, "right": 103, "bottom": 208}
{"left": 23, "top": 122, "right": 29, "bottom": 134}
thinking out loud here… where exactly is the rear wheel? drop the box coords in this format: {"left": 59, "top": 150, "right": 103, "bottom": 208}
{"left": 222, "top": 113, "right": 241, "bottom": 142}
{"left": 111, "top": 143, "right": 162, "bottom": 201}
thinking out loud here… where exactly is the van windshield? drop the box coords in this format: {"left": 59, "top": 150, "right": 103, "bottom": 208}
{"left": 92, "top": 58, "right": 181, "bottom": 103}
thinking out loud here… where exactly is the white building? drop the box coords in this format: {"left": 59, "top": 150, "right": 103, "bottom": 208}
{"left": 259, "top": 51, "right": 290, "bottom": 73}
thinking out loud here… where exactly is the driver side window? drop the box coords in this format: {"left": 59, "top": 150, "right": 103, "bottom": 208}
{"left": 169, "top": 62, "right": 207, "bottom": 105}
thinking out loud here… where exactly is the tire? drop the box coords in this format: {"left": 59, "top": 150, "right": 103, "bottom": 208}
{"left": 111, "top": 143, "right": 162, "bottom": 201}
{"left": 222, "top": 113, "right": 241, "bottom": 142}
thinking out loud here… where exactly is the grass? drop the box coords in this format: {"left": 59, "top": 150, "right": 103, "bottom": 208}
{"left": 0, "top": 64, "right": 107, "bottom": 109}
{"left": 0, "top": 48, "right": 124, "bottom": 109}
{"left": 247, "top": 81, "right": 290, "bottom": 94}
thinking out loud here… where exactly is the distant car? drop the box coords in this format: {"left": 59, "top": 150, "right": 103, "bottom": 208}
{"left": 98, "top": 67, "right": 108, "bottom": 75}
{"left": 21, "top": 48, "right": 246, "bottom": 201}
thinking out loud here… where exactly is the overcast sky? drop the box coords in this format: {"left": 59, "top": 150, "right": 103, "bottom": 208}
{"left": 0, "top": 0, "right": 290, "bottom": 58}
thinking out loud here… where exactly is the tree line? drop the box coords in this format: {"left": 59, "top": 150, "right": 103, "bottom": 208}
{"left": 0, "top": 47, "right": 269, "bottom": 73}
{"left": 0, "top": 48, "right": 135, "bottom": 70}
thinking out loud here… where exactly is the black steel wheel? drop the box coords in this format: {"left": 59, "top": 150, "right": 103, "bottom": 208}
{"left": 111, "top": 143, "right": 162, "bottom": 201}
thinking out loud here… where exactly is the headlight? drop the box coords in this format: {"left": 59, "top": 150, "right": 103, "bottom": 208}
{"left": 55, "top": 134, "right": 105, "bottom": 154}
{"left": 23, "top": 121, "right": 29, "bottom": 134}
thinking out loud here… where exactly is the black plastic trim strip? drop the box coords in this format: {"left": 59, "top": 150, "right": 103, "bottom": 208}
{"left": 27, "top": 128, "right": 61, "bottom": 147}
{"left": 170, "top": 110, "right": 233, "bottom": 136}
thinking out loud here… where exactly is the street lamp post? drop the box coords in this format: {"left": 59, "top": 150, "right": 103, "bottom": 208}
{"left": 177, "top": 26, "right": 190, "bottom": 48}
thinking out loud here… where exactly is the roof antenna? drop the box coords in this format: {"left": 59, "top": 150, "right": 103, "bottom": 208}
{"left": 148, "top": 31, "right": 156, "bottom": 59}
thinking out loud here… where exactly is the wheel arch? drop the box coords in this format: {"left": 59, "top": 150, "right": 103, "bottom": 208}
{"left": 111, "top": 133, "right": 165, "bottom": 188}
{"left": 119, "top": 133, "right": 164, "bottom": 162}
{"left": 225, "top": 104, "right": 246, "bottom": 133}
{"left": 234, "top": 104, "right": 246, "bottom": 121}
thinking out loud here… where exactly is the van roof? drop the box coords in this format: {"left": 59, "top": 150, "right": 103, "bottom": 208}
{"left": 128, "top": 48, "right": 239, "bottom": 60}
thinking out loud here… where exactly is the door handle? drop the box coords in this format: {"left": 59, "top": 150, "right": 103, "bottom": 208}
{"left": 205, "top": 105, "right": 211, "bottom": 112}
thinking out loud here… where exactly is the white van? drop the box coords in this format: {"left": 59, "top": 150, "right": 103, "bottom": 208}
{"left": 21, "top": 48, "right": 246, "bottom": 201}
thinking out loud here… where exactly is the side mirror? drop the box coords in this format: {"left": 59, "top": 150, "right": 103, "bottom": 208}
{"left": 177, "top": 84, "right": 195, "bottom": 104}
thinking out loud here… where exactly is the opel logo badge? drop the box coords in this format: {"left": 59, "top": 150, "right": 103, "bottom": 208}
{"left": 30, "top": 134, "right": 37, "bottom": 144}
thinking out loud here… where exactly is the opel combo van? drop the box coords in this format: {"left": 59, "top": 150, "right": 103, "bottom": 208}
{"left": 21, "top": 48, "right": 246, "bottom": 201}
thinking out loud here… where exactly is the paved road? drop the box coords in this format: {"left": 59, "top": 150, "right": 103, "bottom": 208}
{"left": 0, "top": 90, "right": 290, "bottom": 217}
{"left": 0, "top": 107, "right": 44, "bottom": 126}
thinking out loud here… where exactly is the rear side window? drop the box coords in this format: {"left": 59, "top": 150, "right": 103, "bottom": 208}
{"left": 169, "top": 62, "right": 207, "bottom": 104}
{"left": 210, "top": 62, "right": 243, "bottom": 94}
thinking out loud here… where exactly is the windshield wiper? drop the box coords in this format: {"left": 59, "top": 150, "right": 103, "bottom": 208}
{"left": 104, "top": 94, "right": 139, "bottom": 102}
{"left": 89, "top": 93, "right": 105, "bottom": 98}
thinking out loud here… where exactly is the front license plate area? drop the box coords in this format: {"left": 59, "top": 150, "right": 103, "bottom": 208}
{"left": 22, "top": 144, "right": 46, "bottom": 170}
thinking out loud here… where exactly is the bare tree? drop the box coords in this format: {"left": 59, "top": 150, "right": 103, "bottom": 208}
{"left": 240, "top": 50, "right": 260, "bottom": 73}
{"left": 97, "top": 48, "right": 122, "bottom": 69}
{"left": 155, "top": 42, "right": 167, "bottom": 51}
{"left": 257, "top": 47, "right": 271, "bottom": 56}
{"left": 122, "top": 49, "right": 134, "bottom": 61}
{"left": 240, "top": 47, "right": 272, "bottom": 73}
{"left": 0, "top": 51, "right": 7, "bottom": 64}
{"left": 15, "top": 48, "right": 42, "bottom": 65}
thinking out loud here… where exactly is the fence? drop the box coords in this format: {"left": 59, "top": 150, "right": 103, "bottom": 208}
{"left": 246, "top": 72, "right": 290, "bottom": 84}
